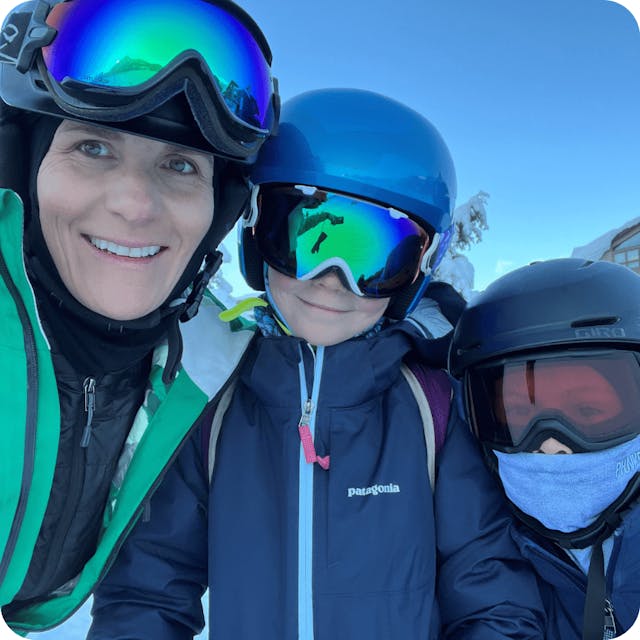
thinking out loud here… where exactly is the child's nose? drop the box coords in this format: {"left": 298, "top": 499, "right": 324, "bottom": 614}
{"left": 315, "top": 269, "right": 348, "bottom": 291}
{"left": 534, "top": 437, "right": 574, "bottom": 454}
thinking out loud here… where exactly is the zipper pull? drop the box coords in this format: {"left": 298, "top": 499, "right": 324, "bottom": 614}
{"left": 603, "top": 599, "right": 617, "bottom": 639}
{"left": 299, "top": 399, "right": 313, "bottom": 429}
{"left": 297, "top": 399, "right": 330, "bottom": 470}
{"left": 80, "top": 377, "right": 96, "bottom": 448}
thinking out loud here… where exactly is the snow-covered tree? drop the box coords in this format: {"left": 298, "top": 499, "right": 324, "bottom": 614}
{"left": 209, "top": 240, "right": 239, "bottom": 308}
{"left": 433, "top": 191, "right": 489, "bottom": 300}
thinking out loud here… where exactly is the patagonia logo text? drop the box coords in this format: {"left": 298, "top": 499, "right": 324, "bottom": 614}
{"left": 616, "top": 450, "right": 640, "bottom": 478}
{"left": 347, "top": 483, "right": 400, "bottom": 498}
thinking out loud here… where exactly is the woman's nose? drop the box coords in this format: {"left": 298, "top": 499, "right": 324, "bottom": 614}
{"left": 105, "top": 167, "right": 160, "bottom": 224}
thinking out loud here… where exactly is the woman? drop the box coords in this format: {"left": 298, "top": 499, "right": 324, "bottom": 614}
{"left": 0, "top": 0, "right": 278, "bottom": 632}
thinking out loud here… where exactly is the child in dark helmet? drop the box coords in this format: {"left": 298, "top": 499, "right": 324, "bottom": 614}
{"left": 89, "top": 89, "right": 545, "bottom": 640}
{"left": 0, "top": 0, "right": 278, "bottom": 632}
{"left": 450, "top": 258, "right": 640, "bottom": 640}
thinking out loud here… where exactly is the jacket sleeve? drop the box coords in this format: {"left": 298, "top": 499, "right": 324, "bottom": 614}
{"left": 434, "top": 385, "right": 546, "bottom": 639}
{"left": 87, "top": 427, "right": 209, "bottom": 640}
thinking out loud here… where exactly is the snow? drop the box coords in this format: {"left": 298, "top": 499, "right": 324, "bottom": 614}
{"left": 6, "top": 596, "right": 210, "bottom": 639}
{"left": 571, "top": 216, "right": 640, "bottom": 261}
{"left": 434, "top": 254, "right": 476, "bottom": 300}
{"left": 433, "top": 191, "right": 489, "bottom": 300}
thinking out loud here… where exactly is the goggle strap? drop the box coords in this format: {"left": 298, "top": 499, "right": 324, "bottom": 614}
{"left": 1, "top": 4, "right": 56, "bottom": 73}
{"left": 420, "top": 231, "right": 441, "bottom": 275}
{"left": 244, "top": 183, "right": 260, "bottom": 227}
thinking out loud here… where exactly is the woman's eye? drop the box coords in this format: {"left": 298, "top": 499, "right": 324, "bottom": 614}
{"left": 166, "top": 158, "right": 197, "bottom": 174}
{"left": 77, "top": 140, "right": 110, "bottom": 157}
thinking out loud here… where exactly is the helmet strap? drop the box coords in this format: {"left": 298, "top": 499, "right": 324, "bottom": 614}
{"left": 180, "top": 250, "right": 223, "bottom": 322}
{"left": 582, "top": 540, "right": 606, "bottom": 640}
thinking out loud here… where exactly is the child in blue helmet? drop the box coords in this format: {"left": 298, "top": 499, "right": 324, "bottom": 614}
{"left": 88, "top": 89, "right": 545, "bottom": 640}
{"left": 450, "top": 258, "right": 640, "bottom": 640}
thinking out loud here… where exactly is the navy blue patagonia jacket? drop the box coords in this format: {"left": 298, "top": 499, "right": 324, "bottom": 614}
{"left": 88, "top": 300, "right": 545, "bottom": 640}
{"left": 510, "top": 502, "right": 640, "bottom": 639}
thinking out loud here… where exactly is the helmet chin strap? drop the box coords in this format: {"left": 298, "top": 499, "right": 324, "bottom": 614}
{"left": 180, "top": 250, "right": 223, "bottom": 321}
{"left": 263, "top": 264, "right": 292, "bottom": 333}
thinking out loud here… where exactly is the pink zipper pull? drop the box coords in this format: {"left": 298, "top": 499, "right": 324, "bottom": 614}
{"left": 298, "top": 399, "right": 330, "bottom": 470}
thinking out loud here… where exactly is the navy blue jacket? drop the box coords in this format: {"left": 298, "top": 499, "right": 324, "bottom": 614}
{"left": 510, "top": 502, "right": 640, "bottom": 639}
{"left": 88, "top": 302, "right": 545, "bottom": 639}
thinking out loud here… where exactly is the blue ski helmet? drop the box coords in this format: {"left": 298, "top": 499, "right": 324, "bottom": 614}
{"left": 239, "top": 88, "right": 457, "bottom": 319}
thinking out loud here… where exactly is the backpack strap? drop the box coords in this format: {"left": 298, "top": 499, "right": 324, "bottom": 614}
{"left": 202, "top": 377, "right": 240, "bottom": 482}
{"left": 400, "top": 362, "right": 452, "bottom": 490}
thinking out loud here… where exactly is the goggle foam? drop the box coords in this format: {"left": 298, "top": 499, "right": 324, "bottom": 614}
{"left": 466, "top": 350, "right": 640, "bottom": 453}
{"left": 250, "top": 184, "right": 436, "bottom": 298}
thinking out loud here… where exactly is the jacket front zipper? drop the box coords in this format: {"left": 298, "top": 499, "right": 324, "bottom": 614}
{"left": 0, "top": 253, "right": 39, "bottom": 587}
{"left": 297, "top": 344, "right": 325, "bottom": 640}
{"left": 80, "top": 378, "right": 97, "bottom": 448}
{"left": 31, "top": 377, "right": 96, "bottom": 594}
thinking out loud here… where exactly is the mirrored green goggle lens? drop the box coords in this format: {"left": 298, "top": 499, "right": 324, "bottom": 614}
{"left": 42, "top": 0, "right": 273, "bottom": 130}
{"left": 255, "top": 187, "right": 428, "bottom": 297}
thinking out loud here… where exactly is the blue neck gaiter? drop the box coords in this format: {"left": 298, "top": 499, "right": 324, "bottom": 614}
{"left": 494, "top": 435, "right": 640, "bottom": 534}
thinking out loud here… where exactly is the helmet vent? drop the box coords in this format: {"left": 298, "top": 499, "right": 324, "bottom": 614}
{"left": 571, "top": 316, "right": 619, "bottom": 328}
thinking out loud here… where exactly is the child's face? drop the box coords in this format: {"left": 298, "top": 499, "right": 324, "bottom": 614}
{"left": 268, "top": 266, "right": 390, "bottom": 346}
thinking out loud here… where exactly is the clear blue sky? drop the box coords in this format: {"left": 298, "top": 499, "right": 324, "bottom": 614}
{"left": 1, "top": 0, "right": 638, "bottom": 291}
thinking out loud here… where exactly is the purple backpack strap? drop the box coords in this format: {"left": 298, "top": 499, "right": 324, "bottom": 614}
{"left": 408, "top": 362, "right": 451, "bottom": 455}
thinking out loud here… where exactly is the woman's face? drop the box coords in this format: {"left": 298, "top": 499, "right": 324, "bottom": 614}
{"left": 37, "top": 120, "right": 214, "bottom": 320}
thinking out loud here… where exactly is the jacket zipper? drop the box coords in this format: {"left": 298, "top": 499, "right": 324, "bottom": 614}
{"left": 31, "top": 377, "right": 95, "bottom": 594}
{"left": 297, "top": 344, "right": 324, "bottom": 640}
{"left": 0, "top": 253, "right": 39, "bottom": 587}
{"left": 80, "top": 378, "right": 97, "bottom": 447}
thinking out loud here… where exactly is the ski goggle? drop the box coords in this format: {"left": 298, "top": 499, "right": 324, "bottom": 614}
{"left": 248, "top": 184, "right": 439, "bottom": 298}
{"left": 1, "top": 0, "right": 277, "bottom": 159}
{"left": 465, "top": 350, "right": 640, "bottom": 453}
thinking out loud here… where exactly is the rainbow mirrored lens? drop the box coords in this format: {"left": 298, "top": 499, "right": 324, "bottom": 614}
{"left": 255, "top": 186, "right": 428, "bottom": 297}
{"left": 42, "top": 0, "right": 272, "bottom": 129}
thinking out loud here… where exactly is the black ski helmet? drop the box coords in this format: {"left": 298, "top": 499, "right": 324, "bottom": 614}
{"left": 450, "top": 258, "right": 640, "bottom": 377}
{"left": 450, "top": 257, "right": 640, "bottom": 549}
